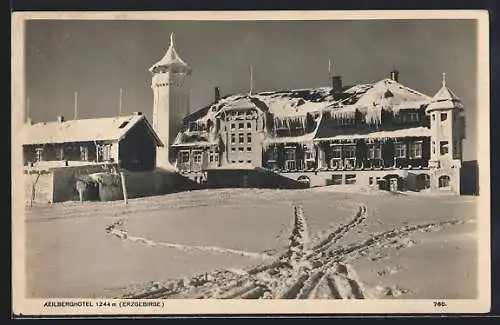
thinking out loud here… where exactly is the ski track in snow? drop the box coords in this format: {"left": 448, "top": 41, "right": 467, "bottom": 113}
{"left": 115, "top": 202, "right": 464, "bottom": 300}
{"left": 105, "top": 220, "right": 274, "bottom": 261}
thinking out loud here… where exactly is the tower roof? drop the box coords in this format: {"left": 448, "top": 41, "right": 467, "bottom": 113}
{"left": 149, "top": 33, "right": 192, "bottom": 74}
{"left": 426, "top": 73, "right": 464, "bottom": 112}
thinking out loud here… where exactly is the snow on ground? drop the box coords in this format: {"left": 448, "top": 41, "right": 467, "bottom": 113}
{"left": 24, "top": 188, "right": 477, "bottom": 299}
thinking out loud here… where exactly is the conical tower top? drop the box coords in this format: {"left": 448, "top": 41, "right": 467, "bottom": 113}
{"left": 149, "top": 32, "right": 192, "bottom": 74}
{"left": 426, "top": 72, "right": 464, "bottom": 113}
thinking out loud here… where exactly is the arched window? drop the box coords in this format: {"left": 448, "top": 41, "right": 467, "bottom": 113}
{"left": 439, "top": 175, "right": 450, "bottom": 188}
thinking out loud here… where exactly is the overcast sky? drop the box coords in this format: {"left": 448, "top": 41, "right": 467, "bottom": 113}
{"left": 25, "top": 19, "right": 478, "bottom": 160}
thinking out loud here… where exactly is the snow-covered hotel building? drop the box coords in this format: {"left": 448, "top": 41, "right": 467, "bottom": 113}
{"left": 151, "top": 34, "right": 466, "bottom": 194}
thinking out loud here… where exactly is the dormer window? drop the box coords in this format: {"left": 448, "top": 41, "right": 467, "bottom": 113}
{"left": 189, "top": 122, "right": 198, "bottom": 132}
{"left": 340, "top": 118, "right": 355, "bottom": 125}
{"left": 440, "top": 113, "right": 448, "bottom": 121}
{"left": 407, "top": 112, "right": 419, "bottom": 122}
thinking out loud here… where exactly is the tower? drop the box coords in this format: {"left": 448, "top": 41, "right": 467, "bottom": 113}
{"left": 150, "top": 32, "right": 192, "bottom": 168}
{"left": 426, "top": 73, "right": 466, "bottom": 194}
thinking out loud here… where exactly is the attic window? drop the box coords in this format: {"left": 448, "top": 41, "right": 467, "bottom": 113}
{"left": 189, "top": 122, "right": 198, "bottom": 132}
{"left": 441, "top": 113, "right": 448, "bottom": 121}
{"left": 118, "top": 121, "right": 129, "bottom": 129}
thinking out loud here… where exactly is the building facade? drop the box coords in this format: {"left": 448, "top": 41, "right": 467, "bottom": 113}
{"left": 150, "top": 37, "right": 466, "bottom": 195}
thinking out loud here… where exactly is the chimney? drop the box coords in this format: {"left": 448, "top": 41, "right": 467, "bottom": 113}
{"left": 214, "top": 87, "right": 221, "bottom": 102}
{"left": 132, "top": 111, "right": 142, "bottom": 116}
{"left": 390, "top": 70, "right": 399, "bottom": 82}
{"left": 331, "top": 76, "right": 343, "bottom": 93}
{"left": 57, "top": 116, "right": 65, "bottom": 123}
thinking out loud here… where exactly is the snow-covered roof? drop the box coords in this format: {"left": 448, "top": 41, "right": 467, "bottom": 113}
{"left": 175, "top": 76, "right": 437, "bottom": 146}
{"left": 426, "top": 73, "right": 464, "bottom": 112}
{"left": 263, "top": 132, "right": 317, "bottom": 145}
{"left": 350, "top": 78, "right": 431, "bottom": 110}
{"left": 253, "top": 92, "right": 327, "bottom": 118}
{"left": 314, "top": 126, "right": 431, "bottom": 142}
{"left": 20, "top": 113, "right": 163, "bottom": 146}
{"left": 149, "top": 33, "right": 192, "bottom": 74}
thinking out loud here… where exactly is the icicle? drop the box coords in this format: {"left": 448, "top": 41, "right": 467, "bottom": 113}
{"left": 365, "top": 104, "right": 382, "bottom": 126}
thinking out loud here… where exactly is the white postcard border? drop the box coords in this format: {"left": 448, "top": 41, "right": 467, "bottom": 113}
{"left": 11, "top": 10, "right": 491, "bottom": 316}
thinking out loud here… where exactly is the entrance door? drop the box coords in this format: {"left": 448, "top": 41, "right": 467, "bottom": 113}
{"left": 389, "top": 178, "right": 399, "bottom": 192}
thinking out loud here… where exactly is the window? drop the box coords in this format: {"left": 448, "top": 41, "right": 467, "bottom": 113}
{"left": 231, "top": 134, "right": 236, "bottom": 144}
{"left": 238, "top": 160, "right": 244, "bottom": 163}
{"left": 246, "top": 147, "right": 252, "bottom": 152}
{"left": 237, "top": 111, "right": 244, "bottom": 117}
{"left": 369, "top": 177, "right": 374, "bottom": 185}
{"left": 410, "top": 142, "right": 422, "bottom": 159}
{"left": 247, "top": 122, "right": 252, "bottom": 129}
{"left": 209, "top": 154, "right": 214, "bottom": 162}
{"left": 118, "top": 121, "right": 129, "bottom": 129}
{"left": 193, "top": 152, "right": 202, "bottom": 163}
{"left": 432, "top": 114, "right": 436, "bottom": 121}
{"left": 331, "top": 145, "right": 342, "bottom": 159}
{"left": 407, "top": 112, "right": 419, "bottom": 122}
{"left": 305, "top": 151, "right": 314, "bottom": 160}
{"left": 189, "top": 122, "right": 198, "bottom": 132}
{"left": 179, "top": 151, "right": 190, "bottom": 163}
{"left": 368, "top": 144, "right": 382, "bottom": 159}
{"left": 332, "top": 175, "right": 342, "bottom": 185}
{"left": 440, "top": 141, "right": 449, "bottom": 155}
{"left": 247, "top": 160, "right": 252, "bottom": 163}
{"left": 239, "top": 122, "right": 244, "bottom": 129}
{"left": 56, "top": 147, "right": 64, "bottom": 161}
{"left": 439, "top": 175, "right": 450, "bottom": 188}
{"left": 285, "top": 147, "right": 296, "bottom": 161}
{"left": 344, "top": 145, "right": 356, "bottom": 158}
{"left": 269, "top": 147, "right": 279, "bottom": 161}
{"left": 231, "top": 123, "right": 235, "bottom": 131}
{"left": 231, "top": 147, "right": 236, "bottom": 152}
{"left": 238, "top": 133, "right": 244, "bottom": 143}
{"left": 345, "top": 174, "right": 357, "bottom": 185}
{"left": 341, "top": 118, "right": 355, "bottom": 125}
{"left": 80, "top": 146, "right": 89, "bottom": 161}
{"left": 102, "top": 145, "right": 112, "bottom": 161}
{"left": 238, "top": 147, "right": 244, "bottom": 153}
{"left": 231, "top": 160, "right": 236, "bottom": 163}
{"left": 432, "top": 141, "right": 435, "bottom": 154}
{"left": 394, "top": 143, "right": 406, "bottom": 158}
{"left": 35, "top": 148, "right": 44, "bottom": 162}
{"left": 453, "top": 141, "right": 458, "bottom": 155}
{"left": 247, "top": 134, "right": 252, "bottom": 143}
{"left": 214, "top": 155, "right": 219, "bottom": 162}
{"left": 441, "top": 113, "right": 448, "bottom": 121}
